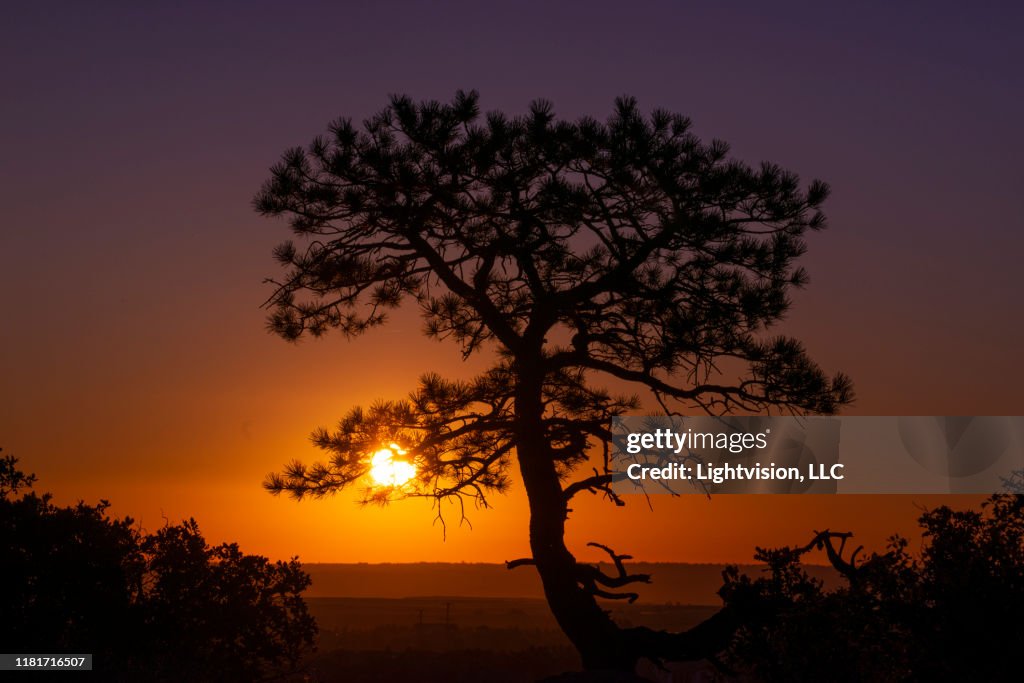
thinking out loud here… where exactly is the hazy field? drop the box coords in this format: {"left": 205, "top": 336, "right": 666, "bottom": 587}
{"left": 308, "top": 596, "right": 720, "bottom": 649}
{"left": 303, "top": 562, "right": 840, "bottom": 604}
{"left": 302, "top": 597, "right": 720, "bottom": 682}
{"left": 294, "top": 563, "right": 839, "bottom": 681}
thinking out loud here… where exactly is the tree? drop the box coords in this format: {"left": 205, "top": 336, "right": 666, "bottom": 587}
{"left": 0, "top": 452, "right": 317, "bottom": 681}
{"left": 136, "top": 520, "right": 317, "bottom": 681}
{"left": 721, "top": 494, "right": 1024, "bottom": 681}
{"left": 256, "top": 91, "right": 852, "bottom": 671}
{"left": 0, "top": 452, "right": 143, "bottom": 668}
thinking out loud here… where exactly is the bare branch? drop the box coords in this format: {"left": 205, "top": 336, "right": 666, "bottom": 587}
{"left": 790, "top": 529, "right": 863, "bottom": 580}
{"left": 563, "top": 472, "right": 624, "bottom": 508}
{"left": 505, "top": 558, "right": 536, "bottom": 570}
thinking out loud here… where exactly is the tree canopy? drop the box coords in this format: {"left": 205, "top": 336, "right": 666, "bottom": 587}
{"left": 258, "top": 90, "right": 850, "bottom": 505}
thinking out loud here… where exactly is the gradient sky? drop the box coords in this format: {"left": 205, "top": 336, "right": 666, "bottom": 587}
{"left": 2, "top": 1, "right": 1022, "bottom": 565}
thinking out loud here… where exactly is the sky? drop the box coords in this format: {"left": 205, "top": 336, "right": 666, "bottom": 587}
{"left": 2, "top": 1, "right": 1022, "bottom": 565}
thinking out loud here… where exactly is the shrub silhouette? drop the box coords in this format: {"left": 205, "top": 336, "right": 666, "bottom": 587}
{"left": 721, "top": 494, "right": 1024, "bottom": 681}
{"left": 0, "top": 452, "right": 316, "bottom": 681}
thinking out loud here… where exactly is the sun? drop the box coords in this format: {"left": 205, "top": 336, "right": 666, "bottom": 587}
{"left": 369, "top": 443, "right": 416, "bottom": 487}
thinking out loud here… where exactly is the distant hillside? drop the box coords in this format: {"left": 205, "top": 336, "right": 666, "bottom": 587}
{"left": 304, "top": 562, "right": 840, "bottom": 605}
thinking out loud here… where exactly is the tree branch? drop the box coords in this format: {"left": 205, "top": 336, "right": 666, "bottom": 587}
{"left": 505, "top": 557, "right": 536, "bottom": 570}
{"left": 563, "top": 472, "right": 624, "bottom": 507}
{"left": 791, "top": 529, "right": 863, "bottom": 580}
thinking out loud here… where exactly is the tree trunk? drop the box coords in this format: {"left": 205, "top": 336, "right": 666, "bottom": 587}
{"left": 512, "top": 357, "right": 747, "bottom": 672}
{"left": 513, "top": 360, "right": 638, "bottom": 672}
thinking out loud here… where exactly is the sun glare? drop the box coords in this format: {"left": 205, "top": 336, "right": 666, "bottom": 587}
{"left": 369, "top": 443, "right": 416, "bottom": 487}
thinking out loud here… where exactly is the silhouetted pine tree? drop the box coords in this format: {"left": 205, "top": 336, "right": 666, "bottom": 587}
{"left": 257, "top": 92, "right": 851, "bottom": 671}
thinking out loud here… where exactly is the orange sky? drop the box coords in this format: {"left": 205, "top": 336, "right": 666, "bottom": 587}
{"left": 0, "top": 298, "right": 1000, "bottom": 564}
{"left": 3, "top": 3, "right": 1021, "bottom": 566}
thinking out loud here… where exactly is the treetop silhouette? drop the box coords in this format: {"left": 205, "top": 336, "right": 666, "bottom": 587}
{"left": 1, "top": 452, "right": 316, "bottom": 681}
{"left": 722, "top": 494, "right": 1024, "bottom": 680}
{"left": 257, "top": 91, "right": 852, "bottom": 671}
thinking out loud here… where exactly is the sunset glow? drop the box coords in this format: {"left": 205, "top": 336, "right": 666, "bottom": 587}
{"left": 3, "top": 2, "right": 1019, "bottom": 570}
{"left": 369, "top": 444, "right": 416, "bottom": 487}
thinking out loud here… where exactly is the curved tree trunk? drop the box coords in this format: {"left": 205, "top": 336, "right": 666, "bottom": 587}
{"left": 513, "top": 359, "right": 638, "bottom": 671}
{"left": 517, "top": 448, "right": 639, "bottom": 670}
{"left": 513, "top": 358, "right": 746, "bottom": 672}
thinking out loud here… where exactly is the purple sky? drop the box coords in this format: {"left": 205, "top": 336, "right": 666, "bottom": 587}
{"left": 2, "top": 1, "right": 1022, "bottom": 562}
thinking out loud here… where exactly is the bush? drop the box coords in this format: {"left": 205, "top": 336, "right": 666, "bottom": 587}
{"left": 722, "top": 494, "right": 1024, "bottom": 681}
{"left": 0, "top": 452, "right": 316, "bottom": 681}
